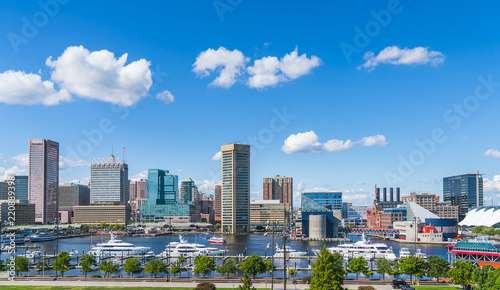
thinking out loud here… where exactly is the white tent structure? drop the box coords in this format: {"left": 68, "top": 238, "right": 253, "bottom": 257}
{"left": 459, "top": 207, "right": 500, "bottom": 227}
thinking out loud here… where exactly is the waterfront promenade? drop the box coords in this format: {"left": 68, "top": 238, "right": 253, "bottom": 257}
{"left": 0, "top": 277, "right": 452, "bottom": 290}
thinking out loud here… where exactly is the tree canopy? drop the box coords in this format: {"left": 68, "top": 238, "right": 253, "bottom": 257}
{"left": 193, "top": 256, "right": 216, "bottom": 278}
{"left": 311, "top": 246, "right": 346, "bottom": 290}
{"left": 239, "top": 254, "right": 266, "bottom": 279}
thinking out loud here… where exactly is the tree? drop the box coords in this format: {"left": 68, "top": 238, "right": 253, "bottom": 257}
{"left": 311, "top": 246, "right": 346, "bottom": 290}
{"left": 214, "top": 223, "right": 221, "bottom": 230}
{"left": 79, "top": 254, "right": 97, "bottom": 277}
{"left": 99, "top": 260, "right": 120, "bottom": 278}
{"left": 426, "top": 255, "right": 450, "bottom": 282}
{"left": 36, "top": 261, "right": 50, "bottom": 271}
{"left": 217, "top": 257, "right": 238, "bottom": 279}
{"left": 264, "top": 259, "right": 275, "bottom": 277}
{"left": 145, "top": 259, "right": 168, "bottom": 278}
{"left": 374, "top": 258, "right": 392, "bottom": 280}
{"left": 472, "top": 264, "right": 494, "bottom": 290}
{"left": 239, "top": 254, "right": 266, "bottom": 279}
{"left": 193, "top": 256, "right": 216, "bottom": 278}
{"left": 123, "top": 258, "right": 143, "bottom": 277}
{"left": 398, "top": 255, "right": 426, "bottom": 283}
{"left": 0, "top": 259, "right": 6, "bottom": 271}
{"left": 52, "top": 251, "right": 71, "bottom": 278}
{"left": 14, "top": 256, "right": 29, "bottom": 277}
{"left": 99, "top": 222, "right": 107, "bottom": 229}
{"left": 239, "top": 273, "right": 256, "bottom": 290}
{"left": 289, "top": 267, "right": 298, "bottom": 280}
{"left": 170, "top": 255, "right": 187, "bottom": 278}
{"left": 449, "top": 260, "right": 474, "bottom": 290}
{"left": 348, "top": 257, "right": 370, "bottom": 280}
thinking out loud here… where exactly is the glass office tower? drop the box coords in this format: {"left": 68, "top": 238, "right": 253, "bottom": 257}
{"left": 443, "top": 171, "right": 483, "bottom": 221}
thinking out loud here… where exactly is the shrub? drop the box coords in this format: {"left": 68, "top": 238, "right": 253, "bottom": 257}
{"left": 91, "top": 275, "right": 101, "bottom": 278}
{"left": 302, "top": 275, "right": 312, "bottom": 284}
{"left": 358, "top": 286, "right": 376, "bottom": 290}
{"left": 194, "top": 282, "right": 216, "bottom": 290}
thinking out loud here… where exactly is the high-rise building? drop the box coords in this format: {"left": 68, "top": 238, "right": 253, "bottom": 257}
{"left": 180, "top": 178, "right": 196, "bottom": 204}
{"left": 59, "top": 183, "right": 90, "bottom": 211}
{"left": 13, "top": 176, "right": 28, "bottom": 201}
{"left": 129, "top": 179, "right": 147, "bottom": 201}
{"left": 0, "top": 182, "right": 8, "bottom": 200}
{"left": 263, "top": 175, "right": 293, "bottom": 209}
{"left": 29, "top": 139, "right": 59, "bottom": 224}
{"left": 146, "top": 169, "right": 177, "bottom": 205}
{"left": 140, "top": 169, "right": 191, "bottom": 222}
{"left": 443, "top": 171, "right": 483, "bottom": 221}
{"left": 90, "top": 155, "right": 128, "bottom": 205}
{"left": 214, "top": 185, "right": 221, "bottom": 223}
{"left": 221, "top": 144, "right": 250, "bottom": 234}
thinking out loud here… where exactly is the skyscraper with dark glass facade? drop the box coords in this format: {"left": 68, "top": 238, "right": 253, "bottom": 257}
{"left": 443, "top": 171, "right": 483, "bottom": 221}
{"left": 29, "top": 139, "right": 59, "bottom": 224}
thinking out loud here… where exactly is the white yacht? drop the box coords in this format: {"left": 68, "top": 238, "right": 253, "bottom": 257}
{"left": 20, "top": 250, "right": 43, "bottom": 260}
{"left": 270, "top": 244, "right": 307, "bottom": 257}
{"left": 319, "top": 233, "right": 397, "bottom": 261}
{"left": 88, "top": 233, "right": 150, "bottom": 257}
{"left": 415, "top": 248, "right": 427, "bottom": 259}
{"left": 159, "top": 235, "right": 226, "bottom": 257}
{"left": 399, "top": 247, "right": 411, "bottom": 258}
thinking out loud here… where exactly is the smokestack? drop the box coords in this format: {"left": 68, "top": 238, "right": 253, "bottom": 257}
{"left": 383, "top": 188, "right": 387, "bottom": 202}
{"left": 390, "top": 188, "right": 394, "bottom": 202}
{"left": 376, "top": 187, "right": 380, "bottom": 202}
{"left": 397, "top": 187, "right": 401, "bottom": 202}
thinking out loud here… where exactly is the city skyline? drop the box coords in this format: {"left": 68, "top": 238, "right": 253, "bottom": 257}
{"left": 1, "top": 2, "right": 500, "bottom": 207}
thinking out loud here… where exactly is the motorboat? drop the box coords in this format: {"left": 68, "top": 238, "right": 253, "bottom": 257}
{"left": 88, "top": 233, "right": 150, "bottom": 257}
{"left": 159, "top": 235, "right": 226, "bottom": 257}
{"left": 272, "top": 245, "right": 307, "bottom": 257}
{"left": 1, "top": 234, "right": 25, "bottom": 244}
{"left": 144, "top": 251, "right": 156, "bottom": 258}
{"left": 415, "top": 248, "right": 427, "bottom": 259}
{"left": 208, "top": 236, "right": 226, "bottom": 244}
{"left": 20, "top": 250, "right": 43, "bottom": 260}
{"left": 319, "top": 233, "right": 397, "bottom": 261}
{"left": 68, "top": 250, "right": 79, "bottom": 259}
{"left": 399, "top": 247, "right": 411, "bottom": 259}
{"left": 28, "top": 232, "right": 55, "bottom": 242}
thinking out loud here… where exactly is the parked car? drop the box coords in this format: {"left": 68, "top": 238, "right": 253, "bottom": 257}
{"left": 392, "top": 279, "right": 408, "bottom": 289}
{"left": 401, "top": 285, "right": 415, "bottom": 290}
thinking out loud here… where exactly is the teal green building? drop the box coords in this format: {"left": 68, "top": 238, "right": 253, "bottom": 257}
{"left": 140, "top": 169, "right": 191, "bottom": 222}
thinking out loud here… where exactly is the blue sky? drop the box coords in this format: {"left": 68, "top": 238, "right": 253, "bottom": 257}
{"left": 1, "top": 1, "right": 500, "bottom": 206}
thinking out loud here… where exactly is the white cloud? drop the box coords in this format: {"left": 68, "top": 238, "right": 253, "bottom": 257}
{"left": 194, "top": 179, "right": 219, "bottom": 195}
{"left": 192, "top": 47, "right": 248, "bottom": 88}
{"left": 485, "top": 175, "right": 500, "bottom": 193}
{"left": 0, "top": 70, "right": 71, "bottom": 105}
{"left": 176, "top": 169, "right": 183, "bottom": 172}
{"left": 247, "top": 47, "right": 322, "bottom": 89}
{"left": 358, "top": 134, "right": 388, "bottom": 147}
{"left": 130, "top": 170, "right": 148, "bottom": 181}
{"left": 211, "top": 151, "right": 222, "bottom": 161}
{"left": 359, "top": 46, "right": 445, "bottom": 71}
{"left": 484, "top": 149, "right": 500, "bottom": 158}
{"left": 193, "top": 46, "right": 321, "bottom": 89}
{"left": 46, "top": 45, "right": 153, "bottom": 106}
{"left": 281, "top": 131, "right": 387, "bottom": 154}
{"left": 156, "top": 90, "right": 174, "bottom": 104}
{"left": 0, "top": 166, "right": 27, "bottom": 180}
{"left": 59, "top": 156, "right": 90, "bottom": 169}
{"left": 11, "top": 154, "right": 29, "bottom": 168}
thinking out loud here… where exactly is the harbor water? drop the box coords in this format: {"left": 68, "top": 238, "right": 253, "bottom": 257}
{"left": 1, "top": 233, "right": 450, "bottom": 279}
